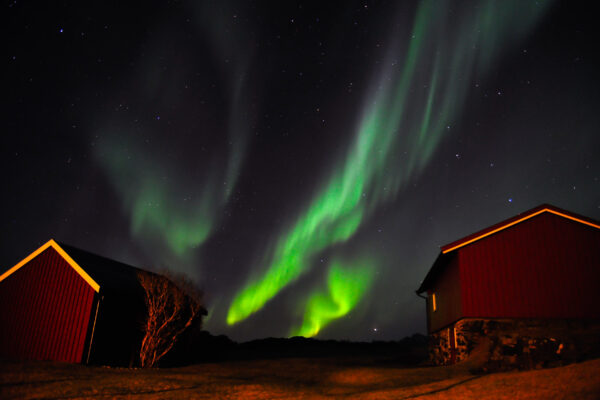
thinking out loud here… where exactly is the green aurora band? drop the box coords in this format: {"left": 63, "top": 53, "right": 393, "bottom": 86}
{"left": 95, "top": 3, "right": 255, "bottom": 262}
{"left": 227, "top": 0, "right": 553, "bottom": 331}
{"left": 292, "top": 261, "right": 373, "bottom": 338}
{"left": 95, "top": 139, "right": 218, "bottom": 258}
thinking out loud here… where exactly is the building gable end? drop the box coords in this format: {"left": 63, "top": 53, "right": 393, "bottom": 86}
{"left": 441, "top": 206, "right": 600, "bottom": 254}
{"left": 0, "top": 239, "right": 100, "bottom": 292}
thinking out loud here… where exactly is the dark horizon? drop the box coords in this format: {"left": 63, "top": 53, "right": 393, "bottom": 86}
{"left": 3, "top": 0, "right": 599, "bottom": 342}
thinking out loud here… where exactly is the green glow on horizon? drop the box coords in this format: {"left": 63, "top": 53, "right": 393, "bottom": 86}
{"left": 292, "top": 261, "right": 373, "bottom": 338}
{"left": 227, "top": 0, "right": 553, "bottom": 326}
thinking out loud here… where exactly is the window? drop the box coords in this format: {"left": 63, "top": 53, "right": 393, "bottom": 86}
{"left": 453, "top": 326, "right": 458, "bottom": 349}
{"left": 432, "top": 293, "right": 437, "bottom": 312}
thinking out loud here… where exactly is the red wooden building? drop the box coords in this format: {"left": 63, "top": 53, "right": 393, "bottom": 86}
{"left": 417, "top": 204, "right": 600, "bottom": 365}
{"left": 0, "top": 239, "right": 148, "bottom": 365}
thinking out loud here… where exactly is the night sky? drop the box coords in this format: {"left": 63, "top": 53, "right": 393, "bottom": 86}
{"left": 4, "top": 0, "right": 599, "bottom": 342}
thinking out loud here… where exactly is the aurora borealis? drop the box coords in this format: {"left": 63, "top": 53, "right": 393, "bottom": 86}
{"left": 292, "top": 260, "right": 374, "bottom": 338}
{"left": 226, "top": 0, "right": 552, "bottom": 333}
{"left": 4, "top": 1, "right": 600, "bottom": 341}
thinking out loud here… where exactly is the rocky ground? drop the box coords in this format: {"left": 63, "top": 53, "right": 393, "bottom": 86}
{"left": 1, "top": 356, "right": 599, "bottom": 399}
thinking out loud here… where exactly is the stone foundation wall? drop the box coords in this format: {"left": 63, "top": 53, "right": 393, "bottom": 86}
{"left": 429, "top": 318, "right": 600, "bottom": 370}
{"left": 428, "top": 326, "right": 453, "bottom": 365}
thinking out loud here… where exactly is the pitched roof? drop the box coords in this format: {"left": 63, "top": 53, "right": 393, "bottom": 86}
{"left": 416, "top": 204, "right": 600, "bottom": 294}
{"left": 440, "top": 204, "right": 600, "bottom": 254}
{"left": 0, "top": 239, "right": 150, "bottom": 293}
{"left": 57, "top": 242, "right": 150, "bottom": 292}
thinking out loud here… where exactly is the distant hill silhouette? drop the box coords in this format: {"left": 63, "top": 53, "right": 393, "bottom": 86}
{"left": 161, "top": 329, "right": 428, "bottom": 367}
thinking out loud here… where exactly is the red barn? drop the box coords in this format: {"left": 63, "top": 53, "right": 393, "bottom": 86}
{"left": 0, "top": 239, "right": 148, "bottom": 366}
{"left": 417, "top": 204, "right": 600, "bottom": 366}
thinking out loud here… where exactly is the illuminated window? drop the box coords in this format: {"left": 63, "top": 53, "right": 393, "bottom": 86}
{"left": 432, "top": 293, "right": 437, "bottom": 312}
{"left": 453, "top": 326, "right": 458, "bottom": 348}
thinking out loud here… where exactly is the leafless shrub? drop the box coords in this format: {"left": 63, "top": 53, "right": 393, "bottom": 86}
{"left": 137, "top": 271, "right": 205, "bottom": 368}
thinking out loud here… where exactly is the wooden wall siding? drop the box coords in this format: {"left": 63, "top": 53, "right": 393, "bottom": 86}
{"left": 0, "top": 247, "right": 95, "bottom": 362}
{"left": 428, "top": 254, "right": 462, "bottom": 333}
{"left": 459, "top": 212, "right": 600, "bottom": 319}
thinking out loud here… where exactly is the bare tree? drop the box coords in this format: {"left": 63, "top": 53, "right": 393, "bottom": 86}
{"left": 137, "top": 271, "right": 206, "bottom": 368}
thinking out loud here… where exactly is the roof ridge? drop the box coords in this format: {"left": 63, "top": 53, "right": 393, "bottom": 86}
{"left": 0, "top": 239, "right": 100, "bottom": 292}
{"left": 416, "top": 204, "right": 599, "bottom": 295}
{"left": 441, "top": 204, "right": 600, "bottom": 254}
{"left": 56, "top": 241, "right": 148, "bottom": 273}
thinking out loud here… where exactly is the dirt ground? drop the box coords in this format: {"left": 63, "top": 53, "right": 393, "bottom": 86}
{"left": 1, "top": 357, "right": 599, "bottom": 399}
